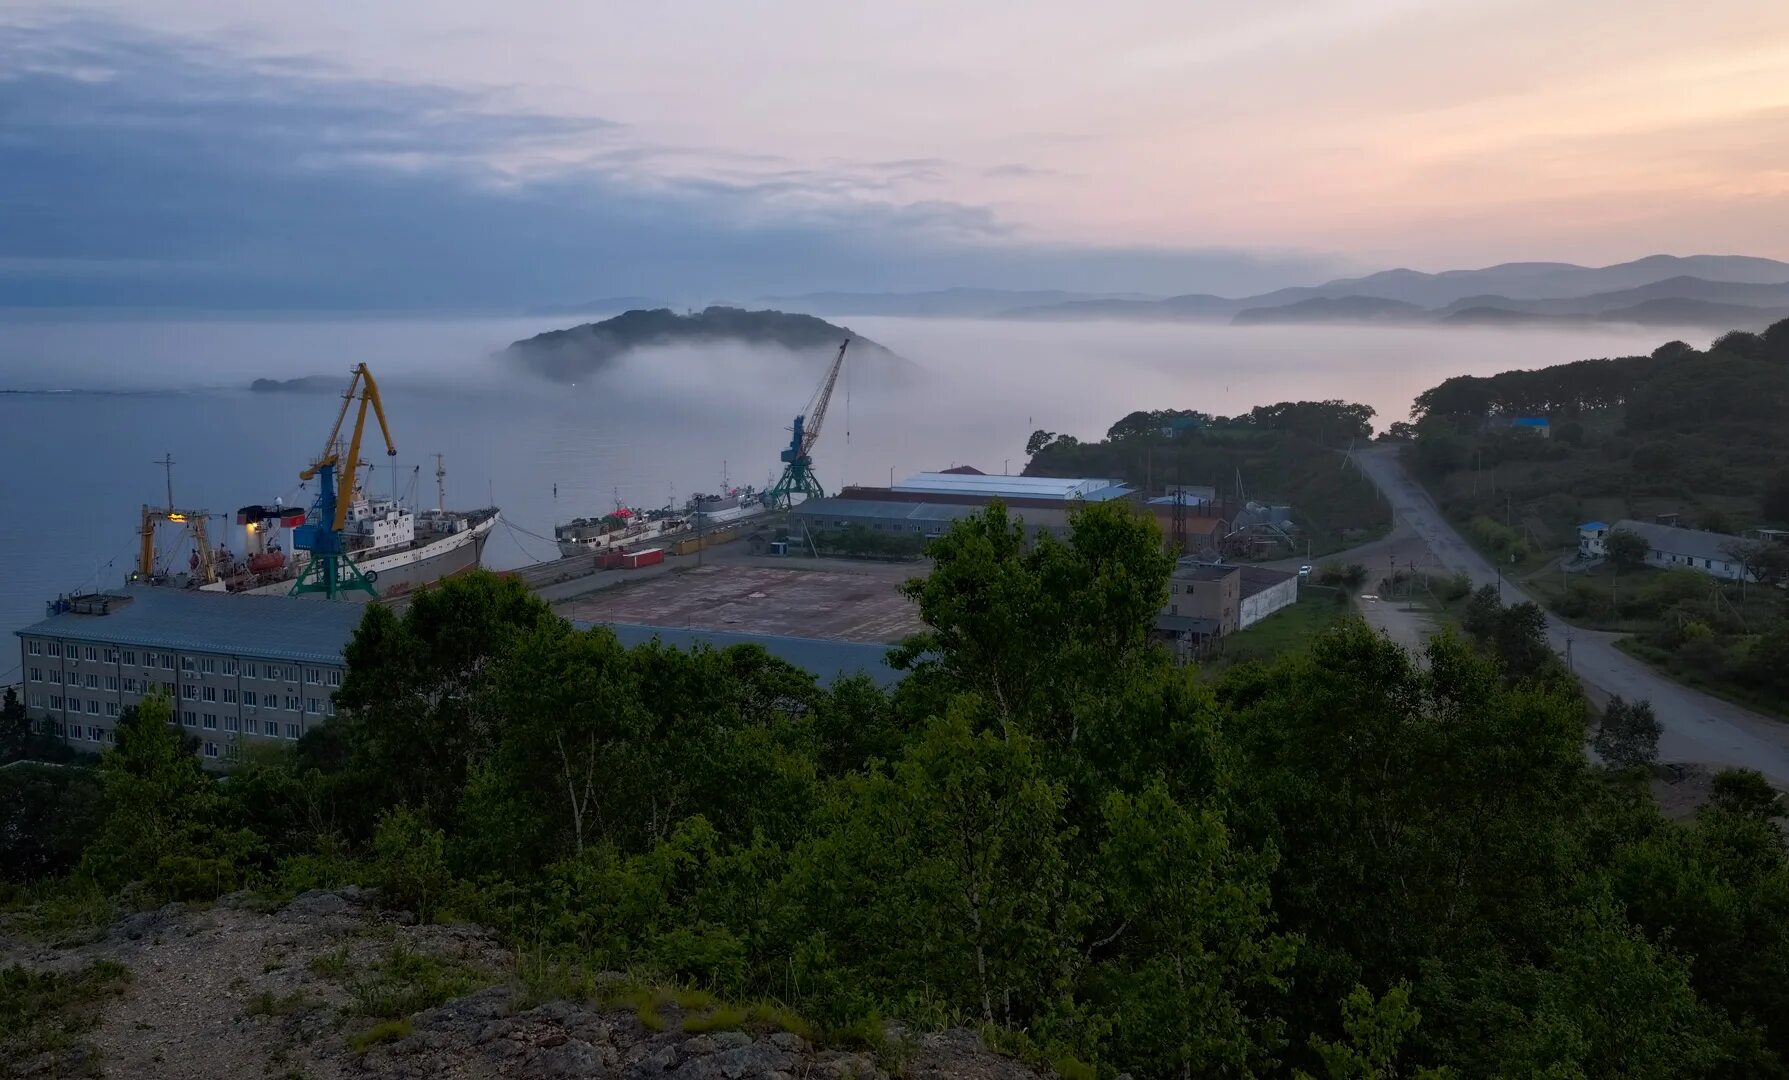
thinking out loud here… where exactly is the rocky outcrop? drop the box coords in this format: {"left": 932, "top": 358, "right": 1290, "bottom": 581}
{"left": 0, "top": 890, "right": 1048, "bottom": 1080}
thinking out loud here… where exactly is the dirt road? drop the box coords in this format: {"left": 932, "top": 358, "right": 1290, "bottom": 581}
{"left": 1352, "top": 444, "right": 1789, "bottom": 784}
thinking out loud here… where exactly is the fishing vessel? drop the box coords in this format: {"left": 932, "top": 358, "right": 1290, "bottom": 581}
{"left": 131, "top": 367, "right": 500, "bottom": 600}
{"left": 554, "top": 502, "right": 687, "bottom": 558}
{"left": 687, "top": 484, "right": 768, "bottom": 527}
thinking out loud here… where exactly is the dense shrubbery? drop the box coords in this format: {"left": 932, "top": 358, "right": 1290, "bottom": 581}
{"left": 8, "top": 502, "right": 1789, "bottom": 1077}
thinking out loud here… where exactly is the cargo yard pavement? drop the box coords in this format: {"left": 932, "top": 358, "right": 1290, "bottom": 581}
{"left": 553, "top": 563, "right": 925, "bottom": 643}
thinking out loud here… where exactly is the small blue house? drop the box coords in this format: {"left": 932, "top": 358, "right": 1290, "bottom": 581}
{"left": 1509, "top": 416, "right": 1551, "bottom": 438}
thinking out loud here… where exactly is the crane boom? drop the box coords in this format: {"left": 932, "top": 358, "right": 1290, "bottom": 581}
{"left": 800, "top": 339, "right": 849, "bottom": 456}
{"left": 297, "top": 363, "right": 397, "bottom": 532}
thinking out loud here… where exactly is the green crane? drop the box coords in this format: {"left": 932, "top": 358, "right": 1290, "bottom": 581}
{"left": 767, "top": 339, "right": 850, "bottom": 510}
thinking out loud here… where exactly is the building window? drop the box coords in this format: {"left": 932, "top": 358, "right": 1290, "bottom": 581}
{"left": 181, "top": 684, "right": 197, "bottom": 700}
{"left": 27, "top": 641, "right": 41, "bottom": 656}
{"left": 327, "top": 669, "right": 341, "bottom": 687}
{"left": 49, "top": 696, "right": 63, "bottom": 711}
{"left": 66, "top": 697, "right": 80, "bottom": 713}
{"left": 85, "top": 673, "right": 99, "bottom": 690}
{"left": 244, "top": 717, "right": 259, "bottom": 735}
{"left": 48, "top": 671, "right": 61, "bottom": 685}
{"left": 124, "top": 678, "right": 139, "bottom": 694}
{"left": 85, "top": 646, "right": 97, "bottom": 661}
{"left": 45, "top": 642, "right": 60, "bottom": 658}
{"left": 326, "top": 700, "right": 336, "bottom": 717}
{"left": 307, "top": 697, "right": 322, "bottom": 714}
{"left": 106, "top": 702, "right": 119, "bottom": 718}
{"left": 161, "top": 682, "right": 176, "bottom": 697}
{"left": 225, "top": 716, "right": 241, "bottom": 733}
{"left": 202, "top": 658, "right": 216, "bottom": 674}
{"left": 243, "top": 690, "right": 258, "bottom": 708}
{"left": 202, "top": 686, "right": 217, "bottom": 703}
{"left": 285, "top": 695, "right": 301, "bottom": 712}
{"left": 86, "top": 700, "right": 100, "bottom": 715}
{"left": 222, "top": 688, "right": 238, "bottom": 704}
{"left": 203, "top": 742, "right": 218, "bottom": 759}
{"left": 182, "top": 711, "right": 197, "bottom": 728}
{"left": 306, "top": 668, "right": 320, "bottom": 685}
{"left": 104, "top": 676, "right": 118, "bottom": 691}
{"left": 243, "top": 662, "right": 258, "bottom": 680}
{"left": 285, "top": 722, "right": 300, "bottom": 740}
{"left": 122, "top": 650, "right": 136, "bottom": 666}
{"left": 142, "top": 651, "right": 156, "bottom": 668}
{"left": 28, "top": 694, "right": 44, "bottom": 709}
{"left": 223, "top": 659, "right": 238, "bottom": 676}
{"left": 28, "top": 668, "right": 41, "bottom": 683}
{"left": 160, "top": 655, "right": 174, "bottom": 670}
{"left": 104, "top": 648, "right": 118, "bottom": 664}
{"left": 203, "top": 714, "right": 217, "bottom": 730}
{"left": 180, "top": 656, "right": 195, "bottom": 672}
{"left": 287, "top": 665, "right": 299, "bottom": 683}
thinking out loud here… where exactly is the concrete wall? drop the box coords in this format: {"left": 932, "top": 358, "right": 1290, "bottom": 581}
{"left": 18, "top": 633, "right": 343, "bottom": 762}
{"left": 1239, "top": 575, "right": 1299, "bottom": 628}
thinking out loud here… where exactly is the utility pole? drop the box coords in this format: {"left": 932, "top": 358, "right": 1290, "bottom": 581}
{"left": 155, "top": 453, "right": 176, "bottom": 511}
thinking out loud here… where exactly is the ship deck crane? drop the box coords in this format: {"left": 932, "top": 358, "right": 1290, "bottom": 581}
{"left": 291, "top": 363, "right": 396, "bottom": 599}
{"left": 767, "top": 339, "right": 849, "bottom": 510}
{"left": 134, "top": 506, "right": 218, "bottom": 585}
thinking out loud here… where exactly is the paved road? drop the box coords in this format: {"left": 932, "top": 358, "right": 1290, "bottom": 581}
{"left": 1353, "top": 444, "right": 1789, "bottom": 784}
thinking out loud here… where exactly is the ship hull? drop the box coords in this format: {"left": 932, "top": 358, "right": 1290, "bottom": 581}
{"left": 241, "top": 512, "right": 498, "bottom": 601}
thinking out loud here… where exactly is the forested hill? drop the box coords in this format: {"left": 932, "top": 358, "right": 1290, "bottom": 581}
{"left": 1024, "top": 399, "right": 1385, "bottom": 554}
{"left": 9, "top": 517, "right": 1789, "bottom": 1078}
{"left": 506, "top": 306, "right": 900, "bottom": 381}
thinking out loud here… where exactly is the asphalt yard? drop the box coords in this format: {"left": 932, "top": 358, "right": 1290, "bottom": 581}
{"left": 553, "top": 563, "right": 925, "bottom": 644}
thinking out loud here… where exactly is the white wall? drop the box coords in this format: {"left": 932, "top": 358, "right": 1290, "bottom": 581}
{"left": 1239, "top": 576, "right": 1300, "bottom": 628}
{"left": 1643, "top": 548, "right": 1746, "bottom": 582}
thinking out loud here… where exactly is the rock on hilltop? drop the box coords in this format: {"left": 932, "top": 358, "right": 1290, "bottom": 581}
{"left": 1, "top": 888, "right": 1046, "bottom": 1080}
{"left": 506, "top": 307, "right": 901, "bottom": 382}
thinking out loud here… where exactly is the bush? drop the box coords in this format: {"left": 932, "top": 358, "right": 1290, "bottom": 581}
{"left": 369, "top": 807, "right": 449, "bottom": 921}
{"left": 1593, "top": 696, "right": 1661, "bottom": 770}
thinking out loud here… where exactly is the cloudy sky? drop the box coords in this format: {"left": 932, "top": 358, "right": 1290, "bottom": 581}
{"left": 4, "top": 1, "right": 1787, "bottom": 308}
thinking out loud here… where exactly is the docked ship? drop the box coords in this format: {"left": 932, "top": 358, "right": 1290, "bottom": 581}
{"left": 554, "top": 503, "right": 687, "bottom": 559}
{"left": 134, "top": 476, "right": 499, "bottom": 601}
{"left": 131, "top": 364, "right": 500, "bottom": 600}
{"left": 687, "top": 484, "right": 768, "bottom": 528}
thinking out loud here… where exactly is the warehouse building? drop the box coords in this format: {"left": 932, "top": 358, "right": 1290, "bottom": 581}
{"left": 15, "top": 588, "right": 364, "bottom": 761}
{"left": 791, "top": 470, "right": 1184, "bottom": 548}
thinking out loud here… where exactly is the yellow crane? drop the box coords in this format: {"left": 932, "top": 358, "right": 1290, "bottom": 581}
{"left": 291, "top": 363, "right": 397, "bottom": 598}
{"left": 299, "top": 362, "right": 396, "bottom": 533}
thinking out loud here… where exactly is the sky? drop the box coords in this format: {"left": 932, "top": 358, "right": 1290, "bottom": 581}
{"left": 3, "top": 1, "right": 1788, "bottom": 308}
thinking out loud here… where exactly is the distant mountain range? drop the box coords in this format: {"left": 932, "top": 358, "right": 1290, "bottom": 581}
{"left": 1003, "top": 255, "right": 1789, "bottom": 328}
{"left": 753, "top": 288, "right": 1159, "bottom": 317}
{"left": 506, "top": 306, "right": 900, "bottom": 382}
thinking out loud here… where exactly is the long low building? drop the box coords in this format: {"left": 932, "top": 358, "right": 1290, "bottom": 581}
{"left": 14, "top": 587, "right": 908, "bottom": 760}
{"left": 1582, "top": 519, "right": 1749, "bottom": 581}
{"left": 15, "top": 589, "right": 365, "bottom": 760}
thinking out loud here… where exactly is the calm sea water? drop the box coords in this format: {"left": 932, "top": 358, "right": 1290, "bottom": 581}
{"left": 0, "top": 313, "right": 1693, "bottom": 659}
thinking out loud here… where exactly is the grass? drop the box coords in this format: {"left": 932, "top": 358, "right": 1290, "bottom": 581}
{"left": 308, "top": 947, "right": 353, "bottom": 981}
{"left": 1203, "top": 593, "right": 1353, "bottom": 673}
{"left": 0, "top": 876, "right": 116, "bottom": 944}
{"left": 1615, "top": 638, "right": 1789, "bottom": 722}
{"left": 348, "top": 945, "right": 490, "bottom": 1020}
{"left": 348, "top": 1017, "right": 412, "bottom": 1053}
{"left": 681, "top": 1004, "right": 748, "bottom": 1032}
{"left": 0, "top": 959, "right": 132, "bottom": 1070}
{"left": 245, "top": 989, "right": 315, "bottom": 1018}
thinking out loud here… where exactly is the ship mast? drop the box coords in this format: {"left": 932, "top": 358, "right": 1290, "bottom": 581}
{"left": 434, "top": 453, "right": 446, "bottom": 513}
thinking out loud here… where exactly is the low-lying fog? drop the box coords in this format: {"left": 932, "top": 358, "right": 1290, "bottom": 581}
{"left": 0, "top": 312, "right": 1700, "bottom": 633}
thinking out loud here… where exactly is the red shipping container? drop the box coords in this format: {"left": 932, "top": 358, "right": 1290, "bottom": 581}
{"left": 622, "top": 548, "right": 664, "bottom": 569}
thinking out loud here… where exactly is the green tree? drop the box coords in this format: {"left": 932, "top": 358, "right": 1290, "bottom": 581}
{"left": 1592, "top": 696, "right": 1661, "bottom": 770}
{"left": 893, "top": 500, "right": 1171, "bottom": 746}
{"left": 1099, "top": 779, "right": 1295, "bottom": 1077}
{"left": 0, "top": 687, "right": 27, "bottom": 763}
{"left": 323, "top": 571, "right": 554, "bottom": 831}
{"left": 1706, "top": 768, "right": 1784, "bottom": 821}
{"left": 1604, "top": 528, "right": 1648, "bottom": 570}
{"left": 81, "top": 695, "right": 258, "bottom": 900}
{"left": 791, "top": 703, "right": 1082, "bottom": 1027}
{"left": 1300, "top": 983, "right": 1452, "bottom": 1080}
